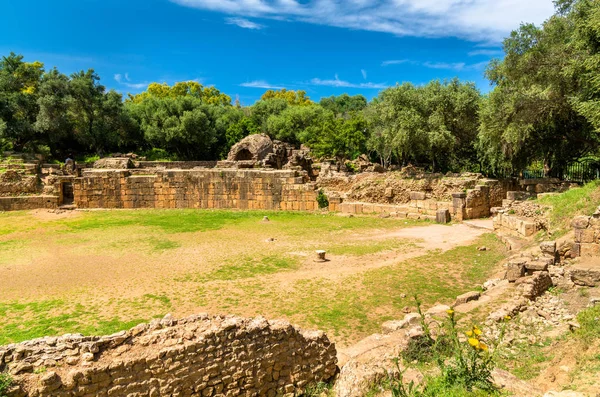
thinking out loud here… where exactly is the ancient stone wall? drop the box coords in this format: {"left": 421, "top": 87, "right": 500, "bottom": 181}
{"left": 572, "top": 209, "right": 600, "bottom": 257}
{"left": 72, "top": 169, "right": 318, "bottom": 211}
{"left": 135, "top": 161, "right": 218, "bottom": 170}
{"left": 0, "top": 196, "right": 59, "bottom": 211}
{"left": 2, "top": 314, "right": 338, "bottom": 397}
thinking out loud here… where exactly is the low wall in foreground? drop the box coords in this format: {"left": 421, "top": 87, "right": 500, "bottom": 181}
{"left": 2, "top": 315, "right": 338, "bottom": 397}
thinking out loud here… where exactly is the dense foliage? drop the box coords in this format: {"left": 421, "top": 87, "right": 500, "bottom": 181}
{"left": 1, "top": 0, "right": 599, "bottom": 171}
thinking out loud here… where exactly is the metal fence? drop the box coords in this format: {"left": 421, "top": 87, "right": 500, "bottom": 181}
{"left": 523, "top": 160, "right": 600, "bottom": 183}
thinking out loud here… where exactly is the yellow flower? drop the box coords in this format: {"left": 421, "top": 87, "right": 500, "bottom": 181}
{"left": 478, "top": 342, "right": 489, "bottom": 352}
{"left": 474, "top": 328, "right": 482, "bottom": 336}
{"left": 447, "top": 309, "right": 455, "bottom": 316}
{"left": 468, "top": 338, "right": 480, "bottom": 348}
{"left": 504, "top": 315, "right": 511, "bottom": 321}
{"left": 466, "top": 330, "right": 473, "bottom": 337}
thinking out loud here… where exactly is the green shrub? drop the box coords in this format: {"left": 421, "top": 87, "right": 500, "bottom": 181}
{"left": 140, "top": 148, "right": 176, "bottom": 161}
{"left": 345, "top": 161, "right": 359, "bottom": 173}
{"left": 0, "top": 373, "right": 13, "bottom": 397}
{"left": 316, "top": 189, "right": 329, "bottom": 209}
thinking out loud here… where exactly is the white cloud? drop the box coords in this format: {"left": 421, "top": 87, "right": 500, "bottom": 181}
{"left": 239, "top": 80, "right": 285, "bottom": 89}
{"left": 114, "top": 74, "right": 147, "bottom": 90}
{"left": 170, "top": 0, "right": 555, "bottom": 42}
{"left": 361, "top": 69, "right": 367, "bottom": 79}
{"left": 468, "top": 49, "right": 504, "bottom": 57}
{"left": 382, "top": 60, "right": 488, "bottom": 71}
{"left": 225, "top": 17, "right": 265, "bottom": 29}
{"left": 382, "top": 59, "right": 413, "bottom": 67}
{"left": 310, "top": 74, "right": 387, "bottom": 89}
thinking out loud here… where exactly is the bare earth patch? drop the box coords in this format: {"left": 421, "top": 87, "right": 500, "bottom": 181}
{"left": 0, "top": 209, "right": 506, "bottom": 346}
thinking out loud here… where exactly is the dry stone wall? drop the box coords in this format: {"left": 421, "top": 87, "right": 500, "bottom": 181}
{"left": 2, "top": 314, "right": 338, "bottom": 397}
{"left": 72, "top": 169, "right": 318, "bottom": 211}
{"left": 571, "top": 207, "right": 600, "bottom": 257}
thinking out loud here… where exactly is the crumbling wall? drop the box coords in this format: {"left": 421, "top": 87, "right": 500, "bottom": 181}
{"left": 72, "top": 169, "right": 318, "bottom": 211}
{"left": 2, "top": 314, "right": 338, "bottom": 397}
{"left": 571, "top": 209, "right": 600, "bottom": 257}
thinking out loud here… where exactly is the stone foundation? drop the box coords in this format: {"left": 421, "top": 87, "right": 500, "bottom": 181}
{"left": 2, "top": 314, "right": 338, "bottom": 397}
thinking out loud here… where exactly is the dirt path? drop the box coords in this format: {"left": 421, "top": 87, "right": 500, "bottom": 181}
{"left": 370, "top": 222, "right": 491, "bottom": 252}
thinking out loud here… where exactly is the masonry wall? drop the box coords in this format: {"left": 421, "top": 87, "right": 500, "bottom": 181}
{"left": 72, "top": 169, "right": 318, "bottom": 211}
{"left": 0, "top": 196, "right": 58, "bottom": 211}
{"left": 572, "top": 212, "right": 600, "bottom": 257}
{"left": 3, "top": 315, "right": 338, "bottom": 397}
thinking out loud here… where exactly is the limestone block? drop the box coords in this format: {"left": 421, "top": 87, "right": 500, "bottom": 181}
{"left": 454, "top": 291, "right": 480, "bottom": 306}
{"left": 505, "top": 261, "right": 526, "bottom": 282}
{"left": 571, "top": 216, "right": 591, "bottom": 230}
{"left": 409, "top": 191, "right": 426, "bottom": 201}
{"left": 580, "top": 243, "right": 600, "bottom": 258}
{"left": 525, "top": 260, "right": 548, "bottom": 272}
{"left": 539, "top": 241, "right": 556, "bottom": 256}
{"left": 436, "top": 209, "right": 451, "bottom": 224}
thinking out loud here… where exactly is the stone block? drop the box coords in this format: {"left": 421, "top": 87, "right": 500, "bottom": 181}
{"left": 525, "top": 260, "right": 548, "bottom": 272}
{"left": 580, "top": 243, "right": 600, "bottom": 257}
{"left": 454, "top": 291, "right": 480, "bottom": 306}
{"left": 505, "top": 261, "right": 526, "bottom": 282}
{"left": 539, "top": 241, "right": 556, "bottom": 256}
{"left": 570, "top": 265, "right": 600, "bottom": 287}
{"left": 571, "top": 216, "right": 591, "bottom": 230}
{"left": 434, "top": 208, "right": 447, "bottom": 222}
{"left": 409, "top": 191, "right": 426, "bottom": 200}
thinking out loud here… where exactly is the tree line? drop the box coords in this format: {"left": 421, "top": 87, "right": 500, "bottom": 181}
{"left": 1, "top": 0, "right": 599, "bottom": 175}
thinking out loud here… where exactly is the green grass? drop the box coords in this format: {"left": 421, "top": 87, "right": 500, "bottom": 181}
{"left": 0, "top": 295, "right": 172, "bottom": 345}
{"left": 199, "top": 233, "right": 506, "bottom": 342}
{"left": 576, "top": 305, "right": 600, "bottom": 342}
{"left": 536, "top": 180, "right": 600, "bottom": 234}
{"left": 206, "top": 255, "right": 299, "bottom": 281}
{"left": 54, "top": 210, "right": 422, "bottom": 235}
{"left": 328, "top": 238, "right": 415, "bottom": 256}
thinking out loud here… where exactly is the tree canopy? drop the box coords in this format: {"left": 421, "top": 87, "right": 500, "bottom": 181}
{"left": 1, "top": 0, "right": 600, "bottom": 174}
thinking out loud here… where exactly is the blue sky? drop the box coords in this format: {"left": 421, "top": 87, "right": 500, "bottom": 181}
{"left": 1, "top": 0, "right": 555, "bottom": 105}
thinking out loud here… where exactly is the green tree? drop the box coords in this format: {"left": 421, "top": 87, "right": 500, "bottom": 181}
{"left": 0, "top": 53, "right": 44, "bottom": 151}
{"left": 260, "top": 88, "right": 313, "bottom": 106}
{"left": 319, "top": 94, "right": 367, "bottom": 116}
{"left": 310, "top": 112, "right": 368, "bottom": 163}
{"left": 478, "top": 4, "right": 598, "bottom": 175}
{"left": 265, "top": 104, "right": 327, "bottom": 144}
{"left": 68, "top": 70, "right": 127, "bottom": 154}
{"left": 34, "top": 68, "right": 73, "bottom": 155}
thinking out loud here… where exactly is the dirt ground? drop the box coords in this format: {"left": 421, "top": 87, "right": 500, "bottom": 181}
{"left": 0, "top": 209, "right": 504, "bottom": 346}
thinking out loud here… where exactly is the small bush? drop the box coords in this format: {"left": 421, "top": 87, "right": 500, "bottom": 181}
{"left": 345, "top": 161, "right": 359, "bottom": 173}
{"left": 0, "top": 373, "right": 13, "bottom": 397}
{"left": 316, "top": 189, "right": 329, "bottom": 209}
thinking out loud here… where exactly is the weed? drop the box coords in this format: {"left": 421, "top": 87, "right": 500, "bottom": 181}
{"left": 389, "top": 300, "right": 505, "bottom": 396}
{"left": 302, "top": 381, "right": 333, "bottom": 396}
{"left": 33, "top": 366, "right": 47, "bottom": 374}
{"left": 316, "top": 190, "right": 329, "bottom": 209}
{"left": 579, "top": 288, "right": 590, "bottom": 298}
{"left": 0, "top": 373, "right": 12, "bottom": 397}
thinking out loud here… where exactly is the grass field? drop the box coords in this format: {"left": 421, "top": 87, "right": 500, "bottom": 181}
{"left": 0, "top": 209, "right": 506, "bottom": 347}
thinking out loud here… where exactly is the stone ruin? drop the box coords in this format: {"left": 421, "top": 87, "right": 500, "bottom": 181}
{"left": 2, "top": 314, "right": 337, "bottom": 397}
{"left": 223, "top": 134, "right": 313, "bottom": 174}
